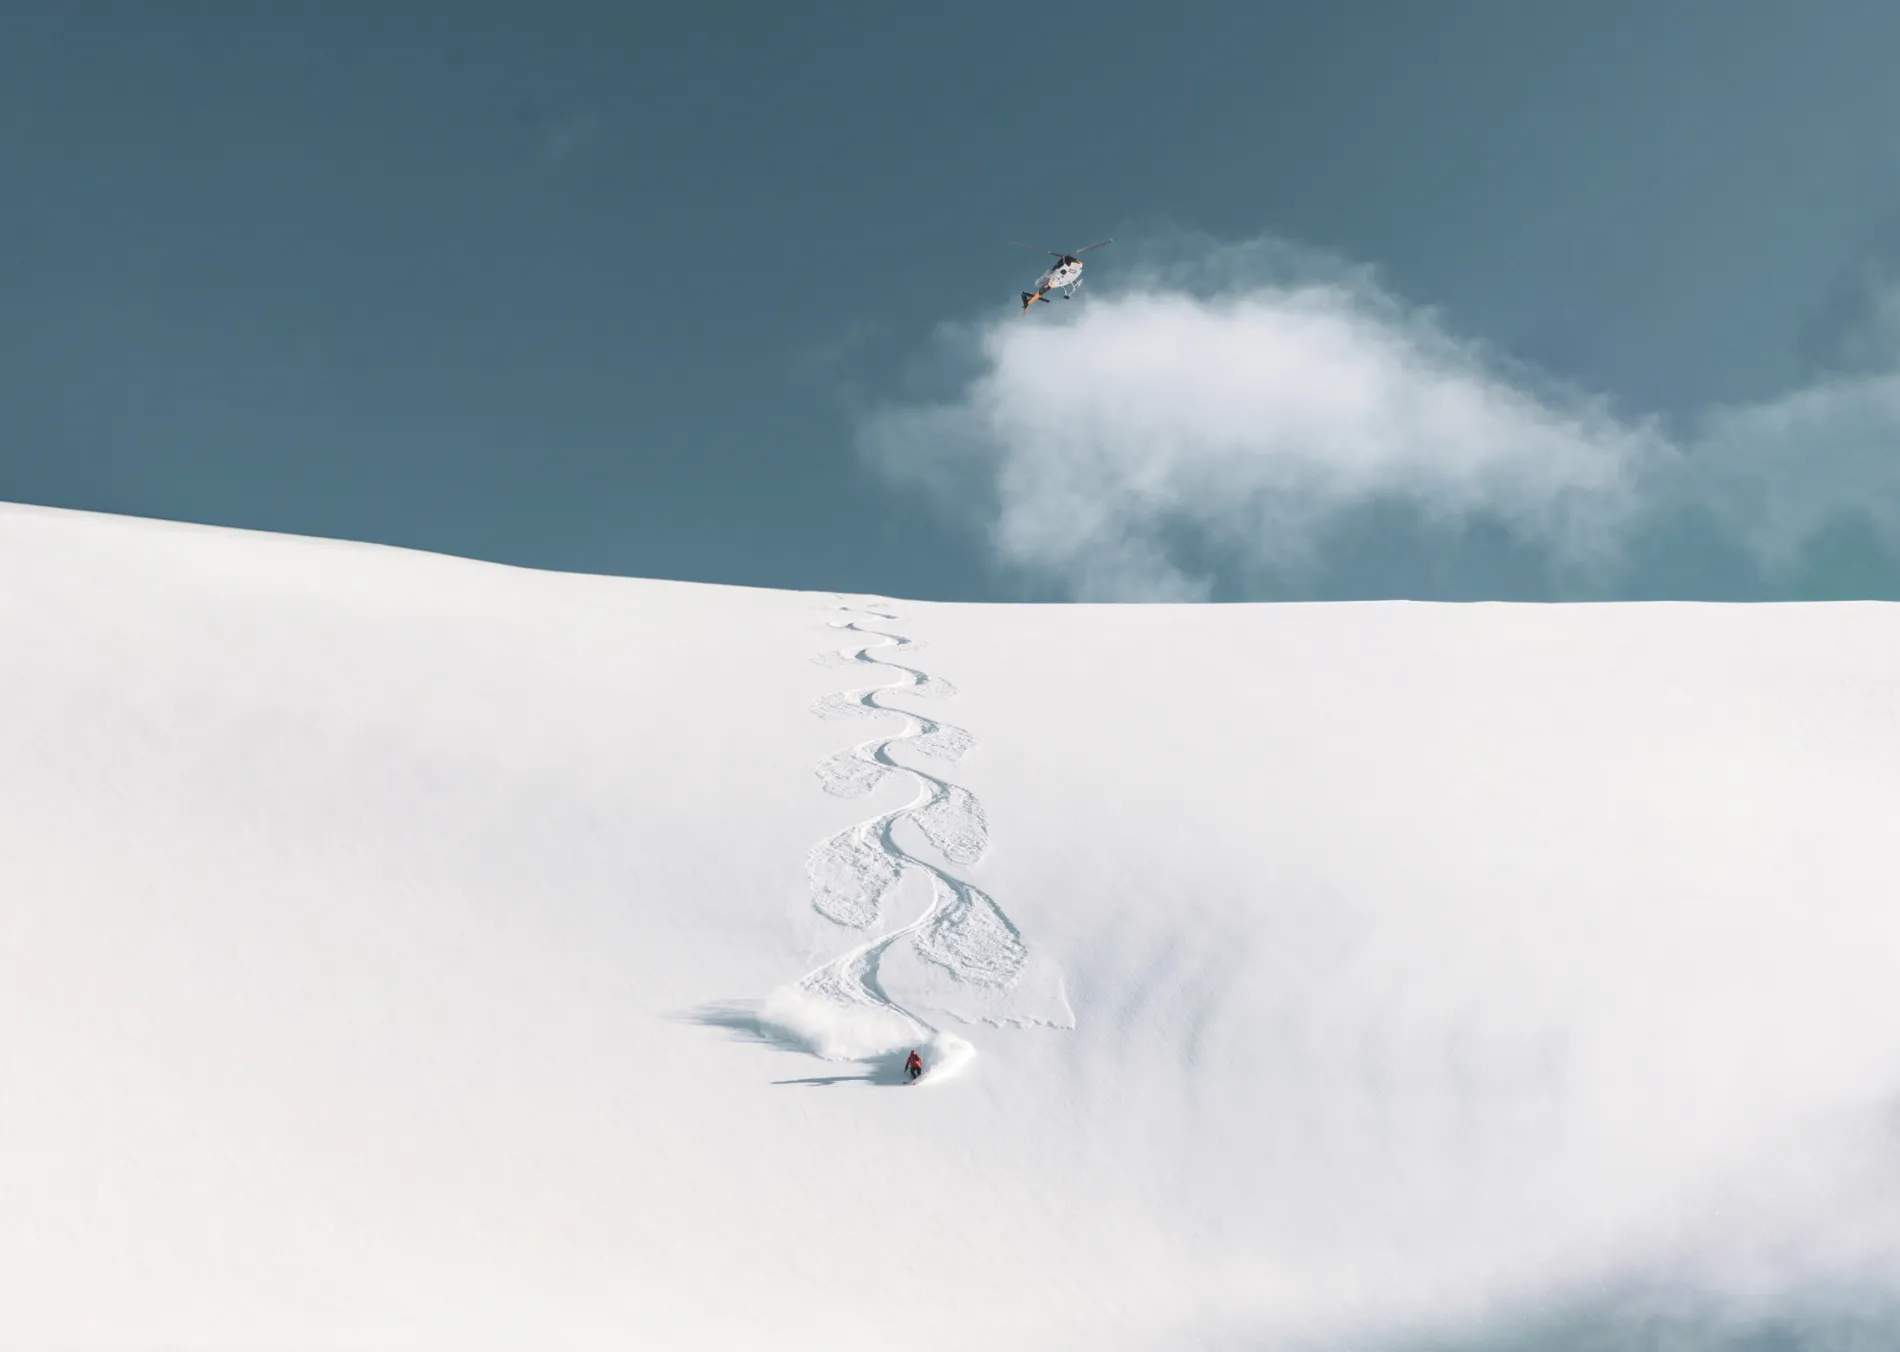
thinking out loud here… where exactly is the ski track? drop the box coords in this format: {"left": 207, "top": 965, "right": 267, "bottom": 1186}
{"left": 788, "top": 597, "right": 1061, "bottom": 1059}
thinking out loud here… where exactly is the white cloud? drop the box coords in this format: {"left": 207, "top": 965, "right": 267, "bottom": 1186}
{"left": 860, "top": 243, "right": 1900, "bottom": 600}
{"left": 1685, "top": 370, "right": 1900, "bottom": 566}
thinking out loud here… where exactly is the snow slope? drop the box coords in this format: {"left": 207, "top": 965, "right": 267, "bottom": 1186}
{"left": 5, "top": 501, "right": 1900, "bottom": 1350}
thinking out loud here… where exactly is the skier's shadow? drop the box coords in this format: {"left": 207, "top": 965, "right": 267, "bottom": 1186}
{"left": 680, "top": 1001, "right": 916, "bottom": 1088}
{"left": 772, "top": 1050, "right": 914, "bottom": 1089}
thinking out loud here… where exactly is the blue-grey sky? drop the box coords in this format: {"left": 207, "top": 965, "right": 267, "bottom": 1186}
{"left": 8, "top": 3, "right": 1900, "bottom": 600}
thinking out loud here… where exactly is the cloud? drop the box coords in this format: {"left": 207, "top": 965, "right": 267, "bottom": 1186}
{"left": 859, "top": 239, "right": 1900, "bottom": 601}
{"left": 1686, "top": 370, "right": 1900, "bottom": 566}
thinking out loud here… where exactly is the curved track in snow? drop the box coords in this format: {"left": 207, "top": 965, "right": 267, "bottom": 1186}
{"left": 786, "top": 597, "right": 1069, "bottom": 1066}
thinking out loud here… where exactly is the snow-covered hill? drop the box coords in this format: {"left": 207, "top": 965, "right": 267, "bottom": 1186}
{"left": 5, "top": 502, "right": 1900, "bottom": 1350}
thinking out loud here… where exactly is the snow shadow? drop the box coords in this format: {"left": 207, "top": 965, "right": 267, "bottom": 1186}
{"left": 774, "top": 1050, "right": 914, "bottom": 1088}
{"left": 680, "top": 999, "right": 794, "bottom": 1049}
{"left": 678, "top": 1001, "right": 918, "bottom": 1089}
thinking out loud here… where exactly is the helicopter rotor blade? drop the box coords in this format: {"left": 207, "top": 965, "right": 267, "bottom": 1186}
{"left": 1003, "top": 238, "right": 1051, "bottom": 253}
{"left": 1071, "top": 239, "right": 1113, "bottom": 255}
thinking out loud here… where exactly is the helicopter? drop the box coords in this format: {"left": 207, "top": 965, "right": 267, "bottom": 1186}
{"left": 1009, "top": 238, "right": 1112, "bottom": 313}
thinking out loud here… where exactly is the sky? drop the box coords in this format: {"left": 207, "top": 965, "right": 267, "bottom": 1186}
{"left": 7, "top": 2, "right": 1900, "bottom": 601}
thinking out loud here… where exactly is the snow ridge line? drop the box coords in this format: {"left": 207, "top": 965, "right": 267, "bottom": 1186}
{"left": 788, "top": 597, "right": 1056, "bottom": 1052}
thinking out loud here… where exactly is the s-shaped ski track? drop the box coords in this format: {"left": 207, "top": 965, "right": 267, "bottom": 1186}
{"left": 787, "top": 596, "right": 1070, "bottom": 1076}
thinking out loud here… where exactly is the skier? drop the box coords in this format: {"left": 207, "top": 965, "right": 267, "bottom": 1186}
{"left": 905, "top": 1049, "right": 923, "bottom": 1082}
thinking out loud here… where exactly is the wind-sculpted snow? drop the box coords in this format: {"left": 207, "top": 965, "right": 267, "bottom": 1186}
{"left": 768, "top": 597, "right": 1072, "bottom": 1075}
